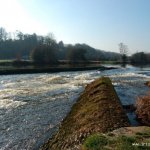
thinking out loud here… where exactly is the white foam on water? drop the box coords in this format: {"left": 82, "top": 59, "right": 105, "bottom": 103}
{"left": 0, "top": 99, "right": 26, "bottom": 109}
{"left": 0, "top": 71, "right": 93, "bottom": 149}
{"left": 110, "top": 72, "right": 150, "bottom": 78}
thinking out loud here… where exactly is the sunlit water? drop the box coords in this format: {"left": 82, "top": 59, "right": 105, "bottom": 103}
{"left": 0, "top": 65, "right": 150, "bottom": 150}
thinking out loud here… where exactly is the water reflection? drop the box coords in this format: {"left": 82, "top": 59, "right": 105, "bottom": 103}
{"left": 120, "top": 63, "right": 127, "bottom": 68}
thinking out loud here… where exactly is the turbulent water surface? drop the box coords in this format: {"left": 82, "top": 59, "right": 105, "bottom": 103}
{"left": 0, "top": 65, "right": 150, "bottom": 150}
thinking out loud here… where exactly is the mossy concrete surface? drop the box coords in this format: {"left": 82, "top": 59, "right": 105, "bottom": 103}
{"left": 41, "top": 77, "right": 129, "bottom": 150}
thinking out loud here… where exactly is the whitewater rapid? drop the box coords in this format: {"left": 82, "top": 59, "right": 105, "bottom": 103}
{"left": 0, "top": 65, "right": 150, "bottom": 149}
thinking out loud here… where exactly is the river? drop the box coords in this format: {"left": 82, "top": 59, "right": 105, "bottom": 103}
{"left": 0, "top": 65, "right": 150, "bottom": 150}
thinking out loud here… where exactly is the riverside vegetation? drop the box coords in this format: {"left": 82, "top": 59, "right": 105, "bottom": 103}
{"left": 82, "top": 126, "right": 150, "bottom": 150}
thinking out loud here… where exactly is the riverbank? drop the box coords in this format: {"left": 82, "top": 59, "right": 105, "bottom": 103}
{"left": 41, "top": 77, "right": 129, "bottom": 150}
{"left": 0, "top": 65, "right": 118, "bottom": 75}
{"left": 82, "top": 126, "right": 150, "bottom": 150}
{"left": 0, "top": 66, "right": 99, "bottom": 75}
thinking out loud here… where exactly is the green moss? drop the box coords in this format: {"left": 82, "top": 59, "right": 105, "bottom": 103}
{"left": 82, "top": 134, "right": 108, "bottom": 150}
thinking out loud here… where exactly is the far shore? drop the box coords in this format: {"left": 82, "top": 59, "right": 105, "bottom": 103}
{"left": 0, "top": 60, "right": 120, "bottom": 75}
{"left": 0, "top": 65, "right": 101, "bottom": 75}
{"left": 0, "top": 59, "right": 149, "bottom": 75}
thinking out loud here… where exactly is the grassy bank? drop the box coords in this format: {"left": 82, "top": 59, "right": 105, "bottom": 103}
{"left": 82, "top": 126, "right": 150, "bottom": 150}
{"left": 0, "top": 65, "right": 103, "bottom": 75}
{"left": 41, "top": 77, "right": 129, "bottom": 150}
{"left": 0, "top": 59, "right": 119, "bottom": 75}
{"left": 0, "top": 60, "right": 101, "bottom": 75}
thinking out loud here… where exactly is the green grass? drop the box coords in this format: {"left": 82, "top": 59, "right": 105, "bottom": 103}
{"left": 115, "top": 135, "right": 137, "bottom": 150}
{"left": 136, "top": 132, "right": 150, "bottom": 138}
{"left": 82, "top": 134, "right": 108, "bottom": 150}
{"left": 82, "top": 134, "right": 150, "bottom": 150}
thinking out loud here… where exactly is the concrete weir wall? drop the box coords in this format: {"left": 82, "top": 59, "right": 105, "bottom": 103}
{"left": 41, "top": 77, "right": 130, "bottom": 150}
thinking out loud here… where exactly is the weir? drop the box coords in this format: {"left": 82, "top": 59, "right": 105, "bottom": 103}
{"left": 41, "top": 77, "right": 130, "bottom": 150}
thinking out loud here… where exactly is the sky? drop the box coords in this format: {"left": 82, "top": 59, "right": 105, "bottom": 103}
{"left": 0, "top": 0, "right": 150, "bottom": 54}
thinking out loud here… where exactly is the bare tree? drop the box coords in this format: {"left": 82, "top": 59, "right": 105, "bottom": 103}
{"left": 44, "top": 33, "right": 56, "bottom": 46}
{"left": 0, "top": 27, "right": 7, "bottom": 41}
{"left": 118, "top": 42, "right": 128, "bottom": 63}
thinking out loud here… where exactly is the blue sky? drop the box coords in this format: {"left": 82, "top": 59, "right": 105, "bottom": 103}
{"left": 0, "top": 0, "right": 150, "bottom": 54}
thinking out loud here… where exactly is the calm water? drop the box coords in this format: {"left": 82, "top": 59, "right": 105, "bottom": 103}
{"left": 0, "top": 65, "right": 150, "bottom": 150}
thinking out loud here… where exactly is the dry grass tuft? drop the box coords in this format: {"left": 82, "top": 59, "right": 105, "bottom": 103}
{"left": 136, "top": 93, "right": 150, "bottom": 126}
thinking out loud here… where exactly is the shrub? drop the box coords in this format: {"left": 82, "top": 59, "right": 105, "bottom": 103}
{"left": 135, "top": 94, "right": 150, "bottom": 126}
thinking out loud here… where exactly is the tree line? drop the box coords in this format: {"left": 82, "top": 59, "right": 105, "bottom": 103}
{"left": 118, "top": 42, "right": 150, "bottom": 64}
{"left": 0, "top": 27, "right": 121, "bottom": 64}
{"left": 0, "top": 27, "right": 149, "bottom": 65}
{"left": 130, "top": 52, "right": 150, "bottom": 64}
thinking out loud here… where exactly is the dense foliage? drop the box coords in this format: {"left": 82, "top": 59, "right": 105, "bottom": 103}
{"left": 30, "top": 45, "right": 58, "bottom": 64}
{"left": 66, "top": 45, "right": 87, "bottom": 63}
{"left": 30, "top": 35, "right": 58, "bottom": 64}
